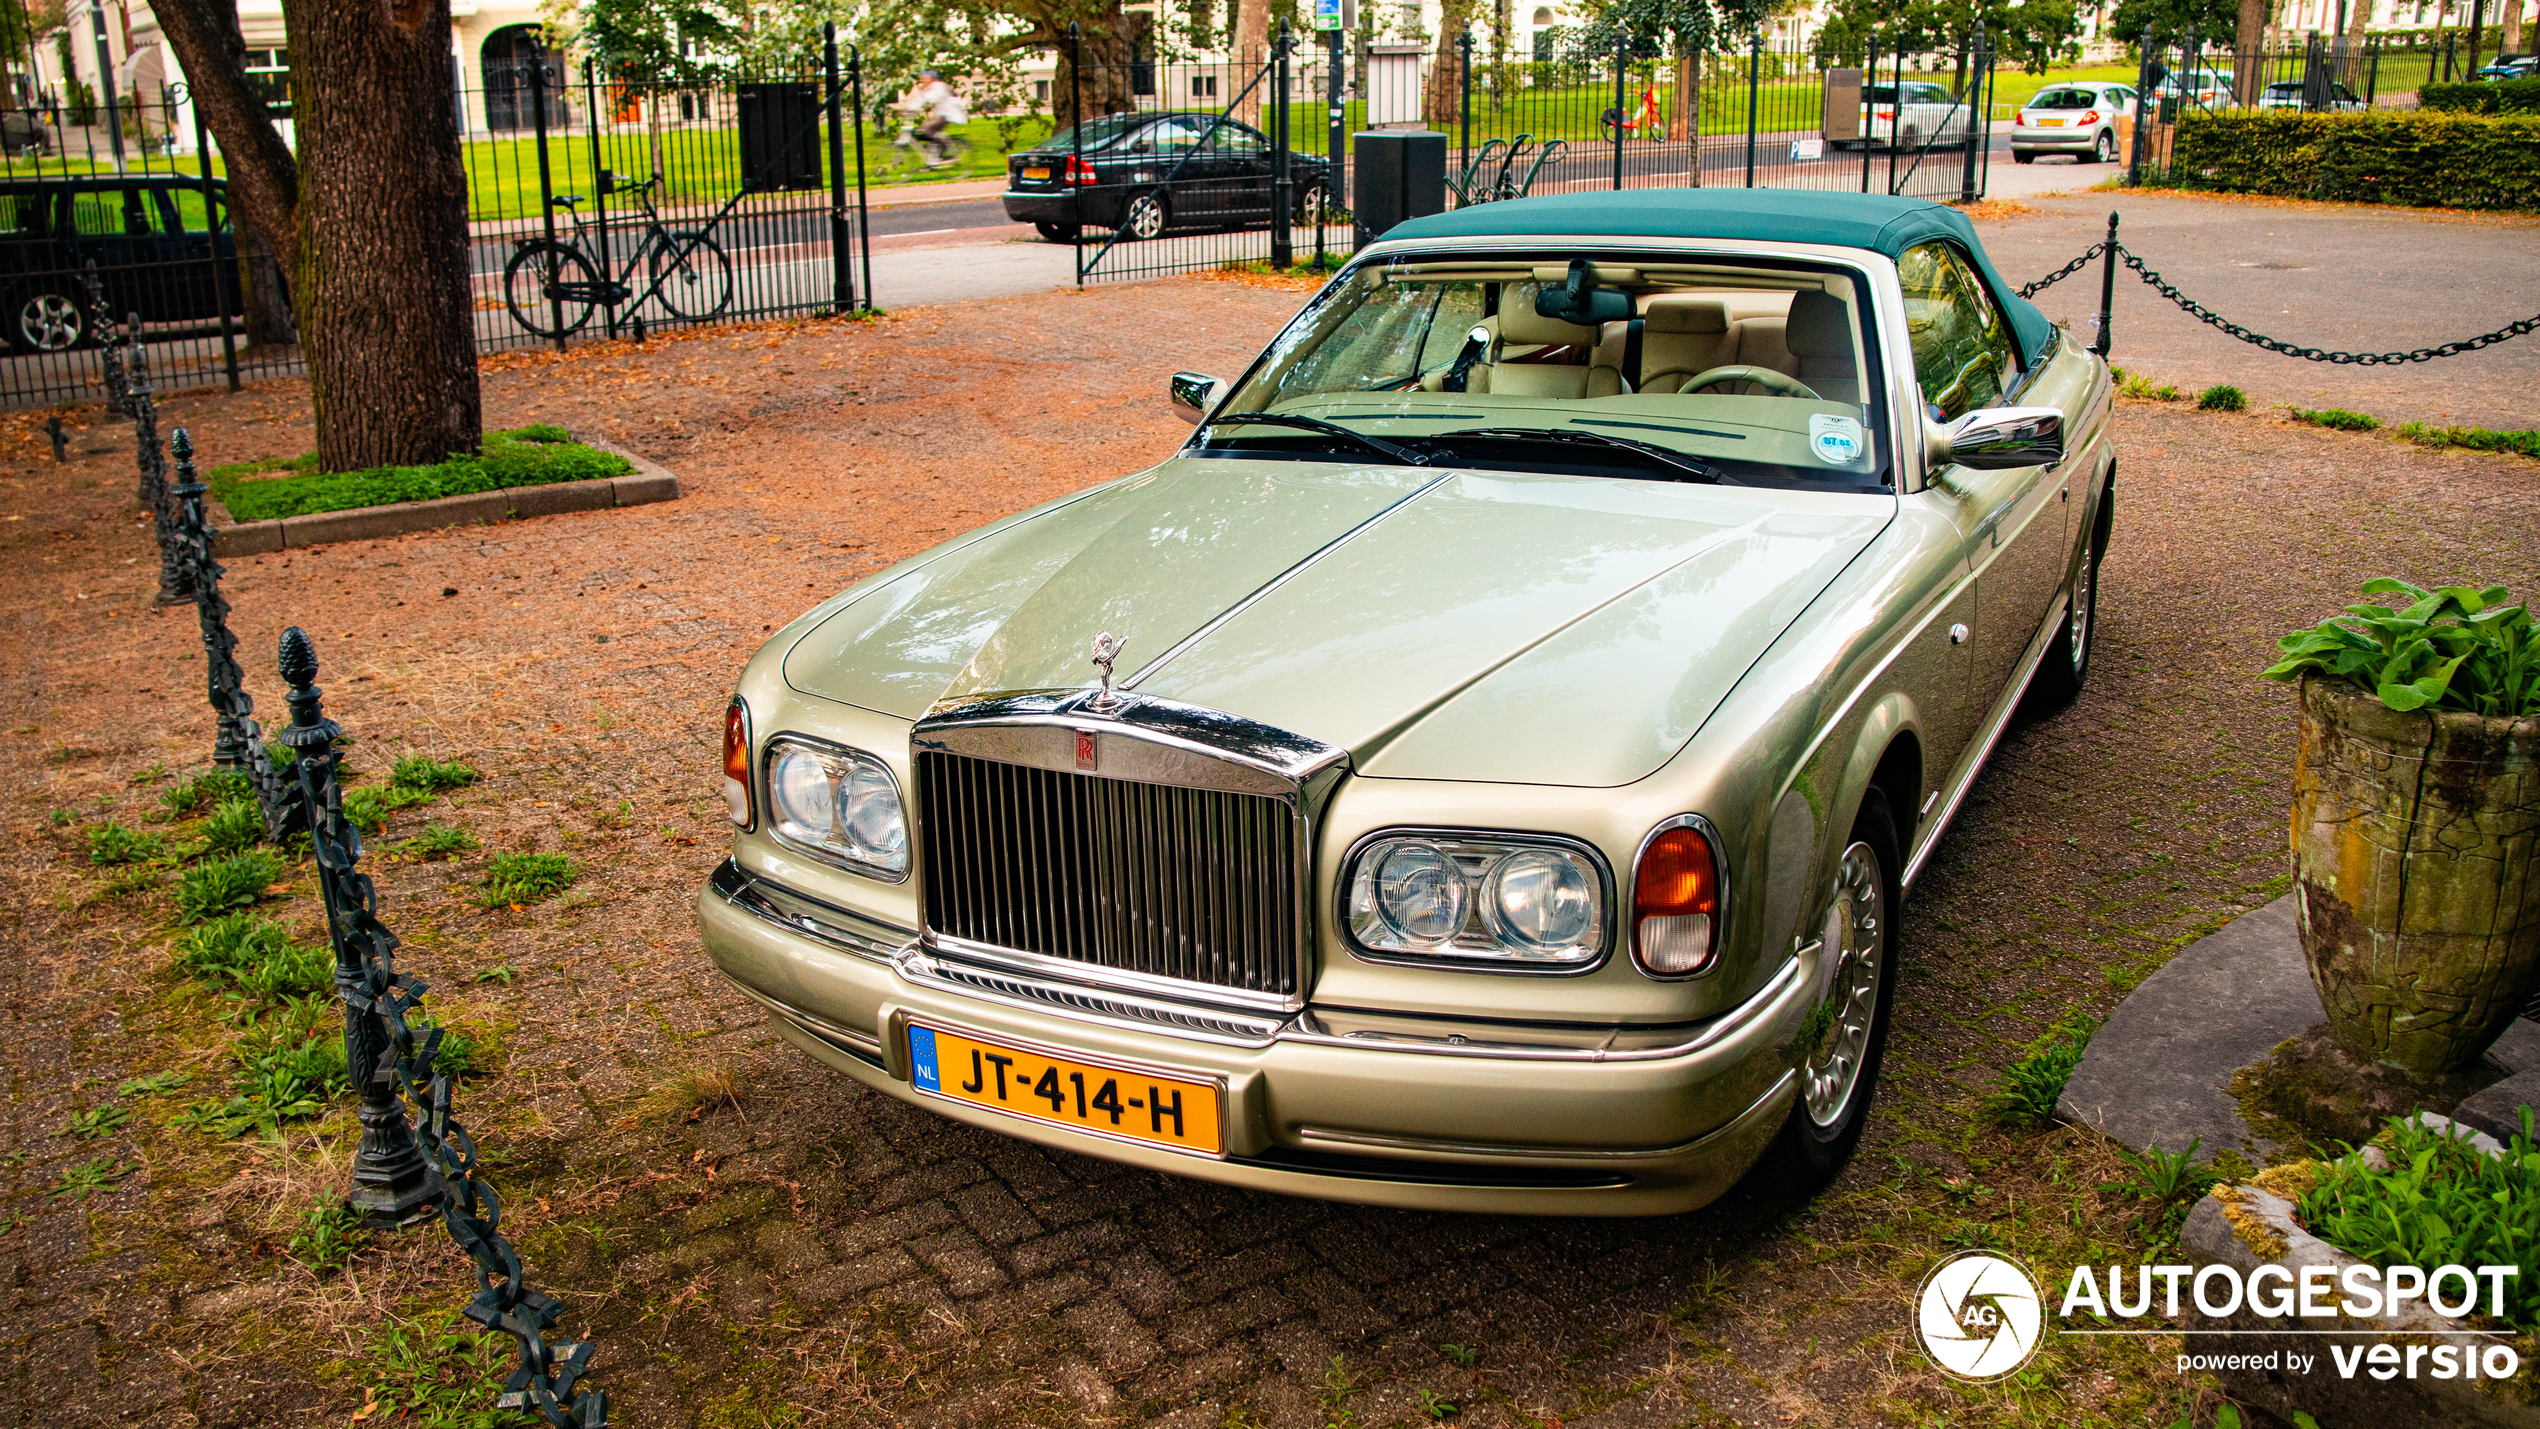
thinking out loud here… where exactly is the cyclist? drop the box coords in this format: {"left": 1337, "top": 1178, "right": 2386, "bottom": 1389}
{"left": 906, "top": 69, "right": 970, "bottom": 169}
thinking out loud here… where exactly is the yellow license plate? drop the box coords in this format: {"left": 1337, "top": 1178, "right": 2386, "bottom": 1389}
{"left": 908, "top": 1021, "right": 1224, "bottom": 1156}
{"left": 2037, "top": 118, "right": 2066, "bottom": 126}
{"left": 1023, "top": 166, "right": 1052, "bottom": 180}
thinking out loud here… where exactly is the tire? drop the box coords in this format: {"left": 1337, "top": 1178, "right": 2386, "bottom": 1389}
{"left": 1034, "top": 221, "right": 1081, "bottom": 244}
{"left": 1120, "top": 190, "right": 1169, "bottom": 241}
{"left": 9, "top": 282, "right": 89, "bottom": 354}
{"left": 1760, "top": 789, "right": 1902, "bottom": 1188}
{"left": 650, "top": 231, "right": 733, "bottom": 322}
{"left": 2093, "top": 128, "right": 2118, "bottom": 163}
{"left": 503, "top": 242, "right": 597, "bottom": 339}
{"left": 1293, "top": 182, "right": 1327, "bottom": 229}
{"left": 2029, "top": 489, "right": 2106, "bottom": 709}
{"left": 2012, "top": 149, "right": 2037, "bottom": 164}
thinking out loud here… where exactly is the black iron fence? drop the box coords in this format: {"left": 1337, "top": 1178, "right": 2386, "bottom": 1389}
{"left": 1058, "top": 27, "right": 1999, "bottom": 286}
{"left": 2119, "top": 33, "right": 2438, "bottom": 183}
{"left": 2, "top": 31, "right": 876, "bottom": 410}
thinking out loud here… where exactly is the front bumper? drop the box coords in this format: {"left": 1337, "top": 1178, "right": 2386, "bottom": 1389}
{"left": 698, "top": 859, "right": 1807, "bottom": 1216}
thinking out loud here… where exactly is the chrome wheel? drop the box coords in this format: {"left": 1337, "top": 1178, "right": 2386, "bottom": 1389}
{"left": 16, "top": 291, "right": 82, "bottom": 352}
{"left": 2068, "top": 545, "right": 2097, "bottom": 675}
{"left": 2094, "top": 129, "right": 2118, "bottom": 163}
{"left": 1123, "top": 192, "right": 1168, "bottom": 240}
{"left": 1803, "top": 841, "right": 1887, "bottom": 1127}
{"left": 1296, "top": 183, "right": 1325, "bottom": 229}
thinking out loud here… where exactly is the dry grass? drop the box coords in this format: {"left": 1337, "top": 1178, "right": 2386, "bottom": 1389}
{"left": 634, "top": 1059, "right": 742, "bottom": 1123}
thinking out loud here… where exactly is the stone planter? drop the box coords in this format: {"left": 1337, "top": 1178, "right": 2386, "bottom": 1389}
{"left": 2293, "top": 675, "right": 2540, "bottom": 1076}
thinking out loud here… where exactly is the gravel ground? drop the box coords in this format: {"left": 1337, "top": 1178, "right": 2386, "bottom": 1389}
{"left": 1985, "top": 190, "right": 2540, "bottom": 431}
{"left": 2, "top": 243, "right": 2537, "bottom": 1429}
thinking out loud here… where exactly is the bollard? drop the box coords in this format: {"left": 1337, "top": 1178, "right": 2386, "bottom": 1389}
{"left": 2092, "top": 211, "right": 2119, "bottom": 358}
{"left": 83, "top": 262, "right": 127, "bottom": 418}
{"left": 45, "top": 416, "right": 66, "bottom": 462}
{"left": 278, "top": 627, "right": 448, "bottom": 1227}
{"left": 171, "top": 430, "right": 306, "bottom": 840}
{"left": 128, "top": 331, "right": 192, "bottom": 605}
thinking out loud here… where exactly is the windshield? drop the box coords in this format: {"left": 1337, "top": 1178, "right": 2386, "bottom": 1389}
{"left": 2029, "top": 87, "right": 2101, "bottom": 109}
{"left": 1201, "top": 251, "right": 1892, "bottom": 490}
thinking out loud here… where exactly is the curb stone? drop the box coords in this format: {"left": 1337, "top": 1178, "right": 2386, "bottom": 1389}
{"left": 209, "top": 436, "right": 680, "bottom": 554}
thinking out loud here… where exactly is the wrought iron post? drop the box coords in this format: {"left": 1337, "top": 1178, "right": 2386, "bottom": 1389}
{"left": 1271, "top": 20, "right": 1294, "bottom": 270}
{"left": 2091, "top": 210, "right": 2119, "bottom": 358}
{"left": 852, "top": 47, "right": 873, "bottom": 310}
{"left": 585, "top": 59, "right": 619, "bottom": 340}
{"left": 2364, "top": 35, "right": 2382, "bottom": 106}
{"left": 83, "top": 261, "right": 126, "bottom": 417}
{"left": 527, "top": 45, "right": 568, "bottom": 353}
{"left": 1459, "top": 31, "right": 1473, "bottom": 181}
{"left": 126, "top": 330, "right": 190, "bottom": 605}
{"left": 45, "top": 416, "right": 66, "bottom": 462}
{"left": 1071, "top": 23, "right": 1086, "bottom": 287}
{"left": 1886, "top": 45, "right": 1904, "bottom": 194}
{"left": 279, "top": 627, "right": 447, "bottom": 1227}
{"left": 1744, "top": 31, "right": 1761, "bottom": 188}
{"left": 2128, "top": 27, "right": 2154, "bottom": 187}
{"left": 171, "top": 429, "right": 304, "bottom": 838}
{"left": 1861, "top": 35, "right": 1879, "bottom": 193}
{"left": 1958, "top": 34, "right": 1988, "bottom": 204}
{"left": 824, "top": 25, "right": 854, "bottom": 314}
{"left": 1615, "top": 31, "right": 1629, "bottom": 190}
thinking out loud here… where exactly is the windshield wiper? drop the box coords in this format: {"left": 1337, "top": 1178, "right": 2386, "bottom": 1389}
{"left": 1201, "top": 412, "right": 1431, "bottom": 467}
{"left": 1434, "top": 427, "right": 1721, "bottom": 483}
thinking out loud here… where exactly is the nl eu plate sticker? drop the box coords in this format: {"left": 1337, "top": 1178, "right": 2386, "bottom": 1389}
{"left": 1810, "top": 414, "right": 1866, "bottom": 466}
{"left": 910, "top": 1026, "right": 942, "bottom": 1091}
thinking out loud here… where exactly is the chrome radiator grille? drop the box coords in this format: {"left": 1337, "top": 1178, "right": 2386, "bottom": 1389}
{"left": 917, "top": 751, "right": 1300, "bottom": 999}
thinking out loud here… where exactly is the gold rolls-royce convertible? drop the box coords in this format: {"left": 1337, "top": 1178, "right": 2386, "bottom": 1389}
{"left": 698, "top": 189, "right": 2113, "bottom": 1215}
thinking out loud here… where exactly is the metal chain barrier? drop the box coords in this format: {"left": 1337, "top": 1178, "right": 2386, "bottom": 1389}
{"left": 274, "top": 626, "right": 609, "bottom": 1427}
{"left": 2115, "top": 246, "right": 2540, "bottom": 365}
{"left": 170, "top": 432, "right": 305, "bottom": 840}
{"left": 81, "top": 261, "right": 128, "bottom": 418}
{"left": 2017, "top": 241, "right": 2106, "bottom": 299}
{"left": 127, "top": 333, "right": 192, "bottom": 606}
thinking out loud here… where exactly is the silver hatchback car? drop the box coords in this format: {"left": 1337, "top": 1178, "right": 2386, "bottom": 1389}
{"left": 2011, "top": 82, "right": 2136, "bottom": 164}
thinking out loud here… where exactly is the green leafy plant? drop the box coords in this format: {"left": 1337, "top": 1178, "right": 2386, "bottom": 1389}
{"left": 86, "top": 821, "right": 167, "bottom": 866}
{"left": 2195, "top": 384, "right": 2246, "bottom": 412}
{"left": 390, "top": 754, "right": 480, "bottom": 795}
{"left": 352, "top": 1307, "right": 525, "bottom": 1429}
{"left": 2103, "top": 1137, "right": 2222, "bottom": 1245}
{"left": 287, "top": 1197, "right": 371, "bottom": 1271}
{"left": 211, "top": 427, "right": 634, "bottom": 522}
{"left": 2263, "top": 579, "right": 2540, "bottom": 716}
{"left": 2288, "top": 406, "right": 2381, "bottom": 432}
{"left": 2117, "top": 371, "right": 2180, "bottom": 401}
{"left": 470, "top": 963, "right": 519, "bottom": 985}
{"left": 2300, "top": 1109, "right": 2540, "bottom": 1332}
{"left": 186, "top": 999, "right": 350, "bottom": 1138}
{"left": 159, "top": 768, "right": 253, "bottom": 820}
{"left": 62, "top": 1105, "right": 131, "bottom": 1139}
{"left": 400, "top": 824, "right": 479, "bottom": 861}
{"left": 47, "top": 1157, "right": 133, "bottom": 1201}
{"left": 2169, "top": 110, "right": 2540, "bottom": 212}
{"left": 481, "top": 852, "right": 576, "bottom": 907}
{"left": 341, "top": 784, "right": 430, "bottom": 835}
{"left": 199, "top": 797, "right": 266, "bottom": 855}
{"left": 434, "top": 1027, "right": 485, "bottom": 1083}
{"left": 116, "top": 1071, "right": 190, "bottom": 1097}
{"left": 129, "top": 760, "right": 169, "bottom": 785}
{"left": 175, "top": 915, "right": 331, "bottom": 1004}
{"left": 1437, "top": 1343, "right": 1478, "bottom": 1367}
{"left": 2419, "top": 75, "right": 2540, "bottom": 115}
{"left": 2395, "top": 421, "right": 2540, "bottom": 460}
{"left": 175, "top": 850, "right": 288, "bottom": 924}
{"left": 1986, "top": 1016, "right": 2096, "bottom": 1128}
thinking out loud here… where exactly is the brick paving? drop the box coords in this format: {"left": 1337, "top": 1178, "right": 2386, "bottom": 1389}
{"left": 1, "top": 230, "right": 2537, "bottom": 1428}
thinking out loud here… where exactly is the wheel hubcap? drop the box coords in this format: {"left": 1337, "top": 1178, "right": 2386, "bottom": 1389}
{"left": 1803, "top": 842, "right": 1886, "bottom": 1127}
{"left": 1131, "top": 199, "right": 1162, "bottom": 237}
{"left": 19, "top": 294, "right": 78, "bottom": 351}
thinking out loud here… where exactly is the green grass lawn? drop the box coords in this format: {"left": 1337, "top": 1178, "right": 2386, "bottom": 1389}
{"left": 209, "top": 426, "right": 631, "bottom": 521}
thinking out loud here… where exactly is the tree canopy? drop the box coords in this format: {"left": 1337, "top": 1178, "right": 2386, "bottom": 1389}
{"left": 1810, "top": 0, "right": 2083, "bottom": 72}
{"left": 2102, "top": 0, "right": 2241, "bottom": 49}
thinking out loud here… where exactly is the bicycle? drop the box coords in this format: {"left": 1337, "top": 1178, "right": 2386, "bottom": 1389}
{"left": 891, "top": 120, "right": 972, "bottom": 171}
{"left": 502, "top": 172, "right": 735, "bottom": 339}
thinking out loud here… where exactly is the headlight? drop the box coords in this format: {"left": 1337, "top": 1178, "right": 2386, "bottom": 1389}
{"left": 1345, "top": 832, "right": 1606, "bottom": 970}
{"left": 1632, "top": 816, "right": 1723, "bottom": 977}
{"left": 764, "top": 736, "right": 908, "bottom": 880}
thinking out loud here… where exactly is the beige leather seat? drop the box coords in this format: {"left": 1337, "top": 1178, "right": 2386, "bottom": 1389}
{"left": 1636, "top": 296, "right": 1741, "bottom": 394}
{"left": 1731, "top": 291, "right": 1858, "bottom": 403}
{"left": 1478, "top": 282, "right": 1614, "bottom": 398}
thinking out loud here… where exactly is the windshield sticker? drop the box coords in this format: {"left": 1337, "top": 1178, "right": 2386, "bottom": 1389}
{"left": 1810, "top": 414, "right": 1867, "bottom": 466}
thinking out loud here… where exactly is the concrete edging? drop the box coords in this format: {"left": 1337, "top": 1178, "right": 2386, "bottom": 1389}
{"left": 210, "top": 437, "right": 679, "bottom": 554}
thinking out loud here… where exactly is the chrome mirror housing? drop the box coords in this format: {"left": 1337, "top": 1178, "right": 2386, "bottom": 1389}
{"left": 1169, "top": 371, "right": 1224, "bottom": 424}
{"left": 1927, "top": 406, "right": 2065, "bottom": 471}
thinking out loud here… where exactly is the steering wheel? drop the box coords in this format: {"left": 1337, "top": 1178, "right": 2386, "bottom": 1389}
{"left": 1651, "top": 364, "right": 1821, "bottom": 400}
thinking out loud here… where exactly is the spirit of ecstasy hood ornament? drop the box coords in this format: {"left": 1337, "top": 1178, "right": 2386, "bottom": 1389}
{"left": 1088, "top": 632, "right": 1125, "bottom": 712}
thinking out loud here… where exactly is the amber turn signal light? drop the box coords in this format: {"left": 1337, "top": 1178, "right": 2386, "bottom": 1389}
{"left": 723, "top": 698, "right": 753, "bottom": 829}
{"left": 1633, "top": 823, "right": 1719, "bottom": 977}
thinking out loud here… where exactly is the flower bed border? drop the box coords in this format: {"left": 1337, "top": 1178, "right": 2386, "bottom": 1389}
{"left": 209, "top": 441, "right": 679, "bottom": 554}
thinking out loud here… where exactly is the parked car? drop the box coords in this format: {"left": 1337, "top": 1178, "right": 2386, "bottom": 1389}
{"left": 2257, "top": 79, "right": 2366, "bottom": 112}
{"left": 699, "top": 188, "right": 2115, "bottom": 1215}
{"left": 1002, "top": 112, "right": 1334, "bottom": 244}
{"left": 3, "top": 176, "right": 241, "bottom": 354}
{"left": 1836, "top": 81, "right": 1976, "bottom": 150}
{"left": 2010, "top": 82, "right": 2137, "bottom": 163}
{"left": 2471, "top": 57, "right": 2535, "bottom": 81}
{"left": 2151, "top": 67, "right": 2234, "bottom": 109}
{"left": 1, "top": 109, "right": 53, "bottom": 158}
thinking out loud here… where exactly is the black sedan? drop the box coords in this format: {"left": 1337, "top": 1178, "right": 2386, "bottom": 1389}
{"left": 1002, "top": 112, "right": 1333, "bottom": 243}
{"left": 4, "top": 176, "right": 241, "bottom": 353}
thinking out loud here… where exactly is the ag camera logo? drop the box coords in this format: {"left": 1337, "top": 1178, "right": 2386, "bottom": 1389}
{"left": 1916, "top": 1250, "right": 2044, "bottom": 1382}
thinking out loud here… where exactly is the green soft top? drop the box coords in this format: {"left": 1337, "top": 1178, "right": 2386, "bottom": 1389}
{"left": 1384, "top": 188, "right": 2055, "bottom": 362}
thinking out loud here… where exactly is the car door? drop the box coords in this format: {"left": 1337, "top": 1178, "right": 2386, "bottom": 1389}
{"left": 1211, "top": 120, "right": 1273, "bottom": 223}
{"left": 69, "top": 184, "right": 154, "bottom": 322}
{"left": 1897, "top": 239, "right": 2069, "bottom": 726}
{"left": 137, "top": 185, "right": 215, "bottom": 322}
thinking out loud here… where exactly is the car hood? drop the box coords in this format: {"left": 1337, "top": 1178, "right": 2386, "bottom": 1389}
{"left": 783, "top": 456, "right": 1892, "bottom": 787}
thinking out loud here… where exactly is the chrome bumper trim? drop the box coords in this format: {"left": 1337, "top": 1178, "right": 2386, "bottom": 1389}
{"left": 719, "top": 970, "right": 887, "bottom": 1063}
{"left": 708, "top": 858, "right": 913, "bottom": 963}
{"left": 1293, "top": 1069, "right": 1796, "bottom": 1161}
{"left": 1274, "top": 953, "right": 1807, "bottom": 1063}
{"left": 894, "top": 941, "right": 1286, "bottom": 1048}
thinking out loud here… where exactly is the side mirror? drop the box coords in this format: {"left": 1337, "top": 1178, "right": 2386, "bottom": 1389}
{"left": 1928, "top": 406, "right": 2064, "bottom": 471}
{"left": 1169, "top": 371, "right": 1224, "bottom": 424}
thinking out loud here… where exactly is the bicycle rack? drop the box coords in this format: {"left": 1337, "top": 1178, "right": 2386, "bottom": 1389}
{"left": 1448, "top": 137, "right": 1514, "bottom": 208}
{"left": 1508, "top": 139, "right": 1565, "bottom": 199}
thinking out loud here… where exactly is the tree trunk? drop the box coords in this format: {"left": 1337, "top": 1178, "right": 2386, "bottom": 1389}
{"left": 2503, "top": 0, "right": 2523, "bottom": 59}
{"left": 284, "top": 0, "right": 480, "bottom": 472}
{"left": 235, "top": 225, "right": 294, "bottom": 348}
{"left": 1424, "top": 0, "right": 1475, "bottom": 128}
{"left": 2235, "top": 0, "right": 2270, "bottom": 104}
{"left": 1232, "top": 0, "right": 1270, "bottom": 126}
{"left": 150, "top": 0, "right": 299, "bottom": 344}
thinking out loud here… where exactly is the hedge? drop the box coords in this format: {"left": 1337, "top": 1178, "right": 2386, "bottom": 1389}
{"left": 2167, "top": 110, "right": 2540, "bottom": 210}
{"left": 210, "top": 426, "right": 634, "bottom": 522}
{"left": 2418, "top": 77, "right": 2540, "bottom": 114}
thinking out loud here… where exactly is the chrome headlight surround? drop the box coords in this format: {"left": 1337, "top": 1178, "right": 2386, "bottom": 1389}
{"left": 762, "top": 734, "right": 911, "bottom": 883}
{"left": 1339, "top": 828, "right": 1612, "bottom": 975}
